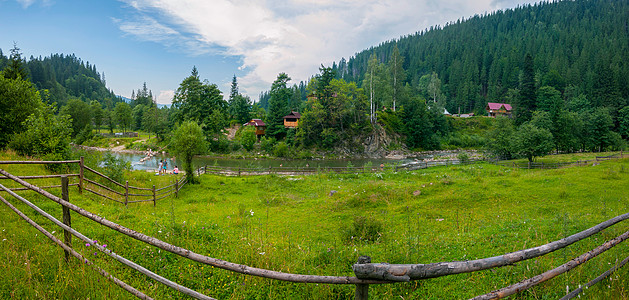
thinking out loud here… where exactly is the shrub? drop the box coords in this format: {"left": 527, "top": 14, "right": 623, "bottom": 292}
{"left": 260, "top": 136, "right": 276, "bottom": 153}
{"left": 9, "top": 105, "right": 72, "bottom": 172}
{"left": 239, "top": 126, "right": 257, "bottom": 151}
{"left": 457, "top": 152, "right": 470, "bottom": 164}
{"left": 273, "top": 142, "right": 290, "bottom": 158}
{"left": 100, "top": 152, "right": 131, "bottom": 184}
{"left": 341, "top": 216, "right": 383, "bottom": 244}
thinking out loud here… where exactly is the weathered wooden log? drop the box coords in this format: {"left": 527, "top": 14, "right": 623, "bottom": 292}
{"left": 61, "top": 176, "right": 71, "bottom": 262}
{"left": 560, "top": 255, "right": 629, "bottom": 300}
{"left": 156, "top": 183, "right": 176, "bottom": 191}
{"left": 0, "top": 181, "right": 215, "bottom": 300}
{"left": 128, "top": 186, "right": 153, "bottom": 191}
{"left": 472, "top": 230, "right": 629, "bottom": 300}
{"left": 0, "top": 160, "right": 80, "bottom": 164}
{"left": 84, "top": 187, "right": 124, "bottom": 204}
{"left": 353, "top": 212, "right": 629, "bottom": 281}
{"left": 84, "top": 165, "right": 125, "bottom": 188}
{"left": 6, "top": 183, "right": 78, "bottom": 191}
{"left": 78, "top": 156, "right": 84, "bottom": 194}
{"left": 0, "top": 174, "right": 79, "bottom": 179}
{"left": 0, "top": 169, "right": 385, "bottom": 285}
{"left": 0, "top": 194, "right": 153, "bottom": 300}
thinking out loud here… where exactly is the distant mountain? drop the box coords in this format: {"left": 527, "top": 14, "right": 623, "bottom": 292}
{"left": 332, "top": 0, "right": 629, "bottom": 114}
{"left": 119, "top": 96, "right": 133, "bottom": 103}
{"left": 0, "top": 51, "right": 123, "bottom": 109}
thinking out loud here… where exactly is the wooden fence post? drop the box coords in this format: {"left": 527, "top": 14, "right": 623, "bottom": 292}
{"left": 175, "top": 179, "right": 179, "bottom": 198}
{"left": 124, "top": 181, "right": 129, "bottom": 207}
{"left": 78, "top": 156, "right": 84, "bottom": 194}
{"left": 61, "top": 175, "right": 72, "bottom": 262}
{"left": 152, "top": 185, "right": 156, "bottom": 207}
{"left": 354, "top": 256, "right": 371, "bottom": 300}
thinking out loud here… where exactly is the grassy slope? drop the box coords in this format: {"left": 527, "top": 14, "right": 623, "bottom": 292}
{"left": 0, "top": 152, "right": 628, "bottom": 299}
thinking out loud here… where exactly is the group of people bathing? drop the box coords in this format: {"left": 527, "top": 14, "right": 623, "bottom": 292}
{"left": 157, "top": 159, "right": 179, "bottom": 175}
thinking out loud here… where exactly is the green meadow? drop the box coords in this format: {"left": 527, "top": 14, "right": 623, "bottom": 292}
{"left": 0, "top": 152, "right": 628, "bottom": 299}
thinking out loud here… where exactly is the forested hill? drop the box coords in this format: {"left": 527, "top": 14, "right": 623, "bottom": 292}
{"left": 0, "top": 50, "right": 119, "bottom": 108}
{"left": 333, "top": 0, "right": 629, "bottom": 115}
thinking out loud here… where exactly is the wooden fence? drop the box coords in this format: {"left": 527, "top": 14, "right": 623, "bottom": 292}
{"left": 0, "top": 159, "right": 627, "bottom": 299}
{"left": 0, "top": 157, "right": 186, "bottom": 206}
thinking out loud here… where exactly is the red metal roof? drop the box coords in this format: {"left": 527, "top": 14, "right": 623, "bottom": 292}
{"left": 486, "top": 102, "right": 512, "bottom": 111}
{"left": 245, "top": 119, "right": 265, "bottom": 127}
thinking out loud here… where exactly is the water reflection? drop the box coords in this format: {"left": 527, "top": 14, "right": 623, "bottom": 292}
{"left": 112, "top": 152, "right": 418, "bottom": 172}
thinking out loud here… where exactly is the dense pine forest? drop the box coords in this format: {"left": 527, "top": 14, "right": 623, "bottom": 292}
{"left": 335, "top": 0, "right": 629, "bottom": 115}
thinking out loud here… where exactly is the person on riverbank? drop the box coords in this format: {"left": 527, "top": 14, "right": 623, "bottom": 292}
{"left": 163, "top": 160, "right": 168, "bottom": 174}
{"left": 173, "top": 166, "right": 179, "bottom": 174}
{"left": 158, "top": 160, "right": 163, "bottom": 175}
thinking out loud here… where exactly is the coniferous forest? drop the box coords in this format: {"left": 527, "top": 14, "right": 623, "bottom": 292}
{"left": 1, "top": 0, "right": 628, "bottom": 161}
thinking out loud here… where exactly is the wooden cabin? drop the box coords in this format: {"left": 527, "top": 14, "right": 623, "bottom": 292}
{"left": 244, "top": 119, "right": 266, "bottom": 138}
{"left": 283, "top": 111, "right": 301, "bottom": 128}
{"left": 486, "top": 103, "right": 513, "bottom": 118}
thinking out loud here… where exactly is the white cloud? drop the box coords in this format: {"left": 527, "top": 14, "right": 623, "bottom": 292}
{"left": 118, "top": 0, "right": 537, "bottom": 99}
{"left": 156, "top": 89, "right": 174, "bottom": 105}
{"left": 15, "top": 0, "right": 51, "bottom": 8}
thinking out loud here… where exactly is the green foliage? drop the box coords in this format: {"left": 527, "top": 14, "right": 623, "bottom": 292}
{"left": 403, "top": 97, "right": 443, "bottom": 150}
{"left": 273, "top": 141, "right": 290, "bottom": 158}
{"left": 171, "top": 121, "right": 206, "bottom": 183}
{"left": 619, "top": 106, "right": 629, "bottom": 138}
{"left": 113, "top": 102, "right": 132, "bottom": 133}
{"left": 513, "top": 123, "right": 554, "bottom": 162}
{"left": 238, "top": 126, "right": 256, "bottom": 151}
{"left": 61, "top": 98, "right": 92, "bottom": 137}
{"left": 9, "top": 105, "right": 72, "bottom": 167}
{"left": 172, "top": 67, "right": 228, "bottom": 136}
{"left": 0, "top": 75, "right": 43, "bottom": 148}
{"left": 260, "top": 136, "right": 276, "bottom": 153}
{"left": 3, "top": 44, "right": 28, "bottom": 80}
{"left": 99, "top": 152, "right": 131, "bottom": 183}
{"left": 457, "top": 152, "right": 470, "bottom": 163}
{"left": 265, "top": 73, "right": 291, "bottom": 140}
{"left": 485, "top": 117, "right": 515, "bottom": 159}
{"left": 341, "top": 216, "right": 383, "bottom": 244}
{"left": 75, "top": 124, "right": 94, "bottom": 145}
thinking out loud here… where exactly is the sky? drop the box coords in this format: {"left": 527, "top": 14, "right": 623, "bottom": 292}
{"left": 0, "top": 0, "right": 537, "bottom": 104}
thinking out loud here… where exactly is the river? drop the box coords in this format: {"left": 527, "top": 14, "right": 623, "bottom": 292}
{"left": 110, "top": 151, "right": 464, "bottom": 172}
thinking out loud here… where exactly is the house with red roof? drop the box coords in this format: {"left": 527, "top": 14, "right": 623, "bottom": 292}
{"left": 244, "top": 119, "right": 266, "bottom": 139}
{"left": 485, "top": 103, "right": 513, "bottom": 118}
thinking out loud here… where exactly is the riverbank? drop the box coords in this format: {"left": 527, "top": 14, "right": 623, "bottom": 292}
{"left": 75, "top": 144, "right": 484, "bottom": 162}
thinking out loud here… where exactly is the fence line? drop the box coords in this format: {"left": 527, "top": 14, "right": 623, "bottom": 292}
{"left": 0, "top": 181, "right": 211, "bottom": 300}
{"left": 0, "top": 193, "right": 153, "bottom": 300}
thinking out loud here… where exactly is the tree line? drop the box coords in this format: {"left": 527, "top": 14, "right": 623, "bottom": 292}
{"left": 1, "top": 0, "right": 628, "bottom": 168}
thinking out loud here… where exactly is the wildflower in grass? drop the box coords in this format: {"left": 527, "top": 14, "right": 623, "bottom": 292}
{"left": 85, "top": 243, "right": 90, "bottom": 247}
{"left": 250, "top": 209, "right": 254, "bottom": 216}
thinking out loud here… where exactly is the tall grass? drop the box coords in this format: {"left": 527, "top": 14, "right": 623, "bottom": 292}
{"left": 0, "top": 151, "right": 628, "bottom": 299}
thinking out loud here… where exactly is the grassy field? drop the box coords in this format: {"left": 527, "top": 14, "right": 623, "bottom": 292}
{"left": 0, "top": 151, "right": 628, "bottom": 299}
